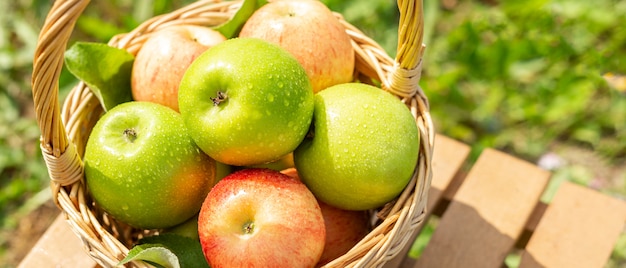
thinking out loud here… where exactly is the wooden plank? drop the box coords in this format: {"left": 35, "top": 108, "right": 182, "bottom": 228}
{"left": 426, "top": 134, "right": 472, "bottom": 211}
{"left": 384, "top": 134, "right": 471, "bottom": 267}
{"left": 415, "top": 148, "right": 551, "bottom": 268}
{"left": 519, "top": 181, "right": 626, "bottom": 268}
{"left": 18, "top": 214, "right": 98, "bottom": 268}
{"left": 516, "top": 201, "right": 548, "bottom": 249}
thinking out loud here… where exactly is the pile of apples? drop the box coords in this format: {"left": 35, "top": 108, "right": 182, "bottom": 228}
{"left": 82, "top": 1, "right": 420, "bottom": 267}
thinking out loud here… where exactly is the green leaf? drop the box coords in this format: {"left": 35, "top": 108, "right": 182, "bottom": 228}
{"left": 64, "top": 42, "right": 134, "bottom": 111}
{"left": 120, "top": 245, "right": 180, "bottom": 268}
{"left": 120, "top": 233, "right": 209, "bottom": 268}
{"left": 213, "top": 0, "right": 268, "bottom": 38}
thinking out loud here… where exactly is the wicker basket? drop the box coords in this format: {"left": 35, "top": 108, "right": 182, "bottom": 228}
{"left": 31, "top": 0, "right": 434, "bottom": 267}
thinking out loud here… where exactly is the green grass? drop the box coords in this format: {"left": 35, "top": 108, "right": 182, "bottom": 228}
{"left": 1, "top": 0, "right": 625, "bottom": 266}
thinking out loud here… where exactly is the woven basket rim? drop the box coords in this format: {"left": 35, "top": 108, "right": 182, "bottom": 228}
{"left": 31, "top": 0, "right": 434, "bottom": 267}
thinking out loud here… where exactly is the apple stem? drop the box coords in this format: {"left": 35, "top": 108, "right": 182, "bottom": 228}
{"left": 210, "top": 91, "right": 228, "bottom": 106}
{"left": 124, "top": 128, "right": 138, "bottom": 143}
{"left": 243, "top": 221, "right": 255, "bottom": 235}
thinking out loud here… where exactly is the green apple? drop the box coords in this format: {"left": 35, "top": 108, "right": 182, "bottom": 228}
{"left": 294, "top": 83, "right": 420, "bottom": 211}
{"left": 84, "top": 101, "right": 217, "bottom": 229}
{"left": 247, "top": 152, "right": 294, "bottom": 171}
{"left": 165, "top": 214, "right": 200, "bottom": 240}
{"left": 215, "top": 161, "right": 233, "bottom": 182}
{"left": 178, "top": 37, "right": 314, "bottom": 167}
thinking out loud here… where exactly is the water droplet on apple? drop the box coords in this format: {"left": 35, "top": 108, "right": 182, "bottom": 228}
{"left": 284, "top": 100, "right": 290, "bottom": 107}
{"left": 122, "top": 205, "right": 129, "bottom": 210}
{"left": 278, "top": 82, "right": 284, "bottom": 88}
{"left": 267, "top": 94, "right": 275, "bottom": 102}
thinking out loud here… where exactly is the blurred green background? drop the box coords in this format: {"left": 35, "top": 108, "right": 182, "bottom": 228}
{"left": 1, "top": 0, "right": 625, "bottom": 267}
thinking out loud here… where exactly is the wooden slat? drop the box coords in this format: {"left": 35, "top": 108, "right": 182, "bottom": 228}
{"left": 516, "top": 201, "right": 548, "bottom": 249}
{"left": 385, "top": 134, "right": 471, "bottom": 267}
{"left": 519, "top": 181, "right": 626, "bottom": 268}
{"left": 415, "top": 148, "right": 551, "bottom": 268}
{"left": 18, "top": 214, "right": 98, "bottom": 268}
{"left": 427, "top": 134, "right": 472, "bottom": 211}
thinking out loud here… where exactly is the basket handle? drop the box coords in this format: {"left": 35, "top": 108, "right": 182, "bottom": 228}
{"left": 386, "top": 0, "right": 426, "bottom": 101}
{"left": 32, "top": 0, "right": 91, "bottom": 186}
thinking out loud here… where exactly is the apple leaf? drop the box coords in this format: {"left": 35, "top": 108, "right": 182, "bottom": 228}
{"left": 64, "top": 42, "right": 134, "bottom": 112}
{"left": 213, "top": 0, "right": 268, "bottom": 38}
{"left": 120, "top": 233, "right": 209, "bottom": 268}
{"left": 120, "top": 245, "right": 180, "bottom": 268}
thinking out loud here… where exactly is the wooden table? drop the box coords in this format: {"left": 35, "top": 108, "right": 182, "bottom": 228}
{"left": 19, "top": 134, "right": 626, "bottom": 268}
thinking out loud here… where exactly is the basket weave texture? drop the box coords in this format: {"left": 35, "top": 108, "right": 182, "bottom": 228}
{"left": 31, "top": 0, "right": 434, "bottom": 267}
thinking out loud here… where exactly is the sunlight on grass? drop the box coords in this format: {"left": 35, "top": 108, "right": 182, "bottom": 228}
{"left": 2, "top": 0, "right": 625, "bottom": 266}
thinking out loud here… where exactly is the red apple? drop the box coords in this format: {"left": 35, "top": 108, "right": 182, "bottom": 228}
{"left": 131, "top": 25, "right": 226, "bottom": 112}
{"left": 316, "top": 201, "right": 370, "bottom": 266}
{"left": 239, "top": 0, "right": 355, "bottom": 93}
{"left": 198, "top": 168, "right": 326, "bottom": 268}
{"left": 281, "top": 168, "right": 370, "bottom": 266}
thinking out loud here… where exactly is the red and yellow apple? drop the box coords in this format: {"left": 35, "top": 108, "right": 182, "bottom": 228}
{"left": 198, "top": 168, "right": 326, "bottom": 267}
{"left": 131, "top": 25, "right": 226, "bottom": 112}
{"left": 239, "top": 0, "right": 355, "bottom": 93}
{"left": 281, "top": 169, "right": 371, "bottom": 266}
{"left": 316, "top": 201, "right": 370, "bottom": 266}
